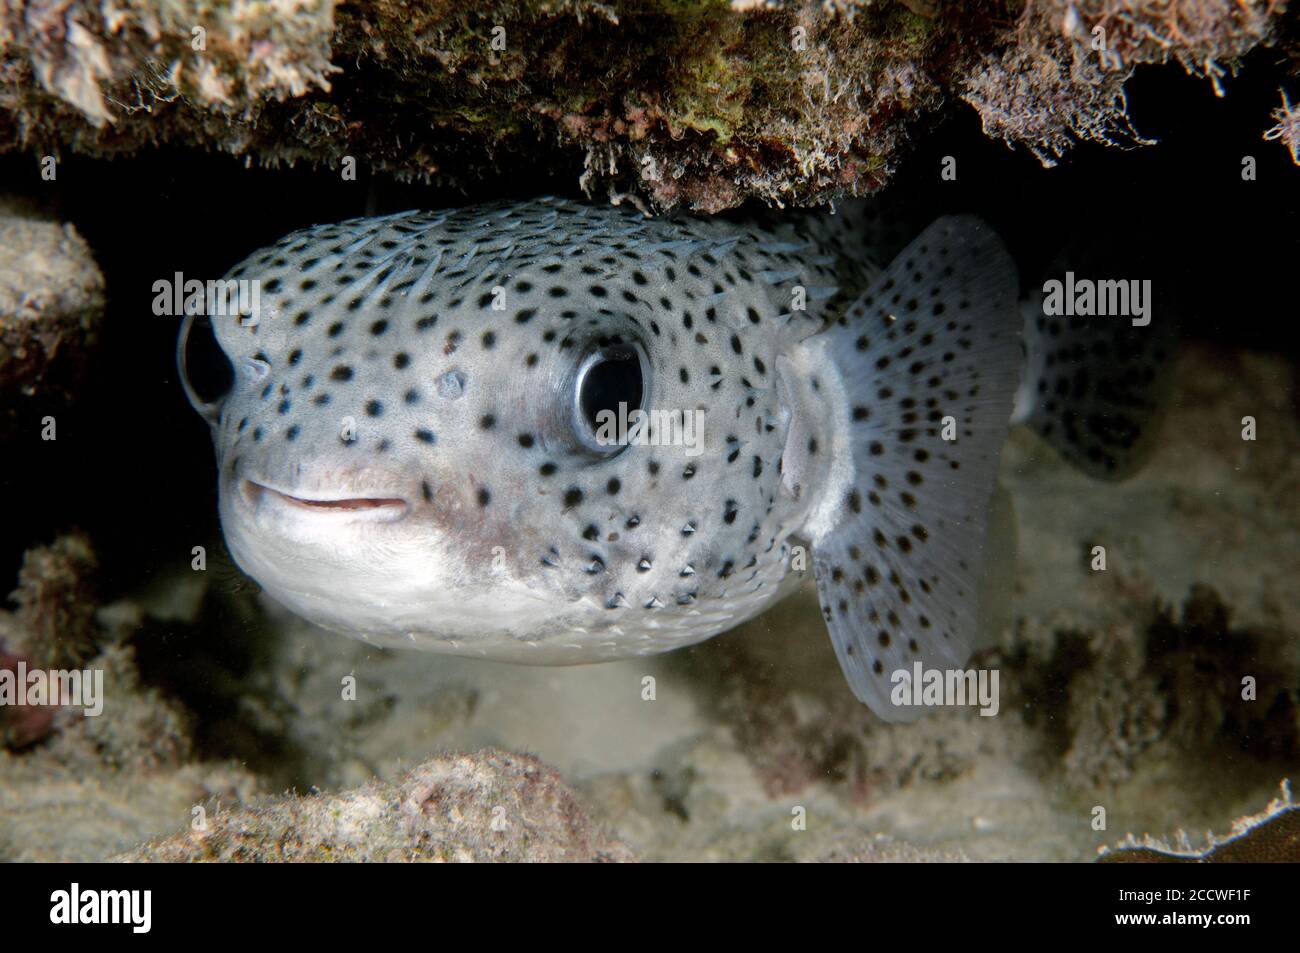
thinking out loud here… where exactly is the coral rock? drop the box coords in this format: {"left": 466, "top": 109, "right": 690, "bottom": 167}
{"left": 0, "top": 198, "right": 104, "bottom": 437}
{"left": 118, "top": 748, "right": 634, "bottom": 862}
{"left": 1100, "top": 781, "right": 1300, "bottom": 862}
{"left": 1, "top": 2, "right": 1291, "bottom": 209}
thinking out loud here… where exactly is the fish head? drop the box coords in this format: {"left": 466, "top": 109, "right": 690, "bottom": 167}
{"left": 179, "top": 202, "right": 769, "bottom": 660}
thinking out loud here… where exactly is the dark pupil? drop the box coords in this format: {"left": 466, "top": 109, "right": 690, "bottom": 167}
{"left": 184, "top": 316, "right": 235, "bottom": 404}
{"left": 580, "top": 349, "right": 642, "bottom": 433}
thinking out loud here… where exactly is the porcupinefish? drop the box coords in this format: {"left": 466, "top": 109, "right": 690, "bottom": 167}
{"left": 179, "top": 197, "right": 1167, "bottom": 720}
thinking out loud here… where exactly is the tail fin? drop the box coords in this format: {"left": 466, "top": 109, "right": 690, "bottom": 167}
{"left": 1012, "top": 258, "right": 1177, "bottom": 479}
{"left": 798, "top": 216, "right": 1022, "bottom": 720}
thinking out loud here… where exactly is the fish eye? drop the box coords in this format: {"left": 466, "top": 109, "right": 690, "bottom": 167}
{"left": 177, "top": 312, "right": 234, "bottom": 424}
{"left": 572, "top": 343, "right": 646, "bottom": 455}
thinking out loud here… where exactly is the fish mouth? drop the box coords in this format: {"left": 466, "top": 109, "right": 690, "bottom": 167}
{"left": 242, "top": 480, "right": 409, "bottom": 517}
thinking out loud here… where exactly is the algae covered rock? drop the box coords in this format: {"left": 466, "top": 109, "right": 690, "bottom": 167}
{"left": 0, "top": 530, "right": 244, "bottom": 861}
{"left": 1100, "top": 781, "right": 1300, "bottom": 862}
{"left": 1, "top": 2, "right": 1293, "bottom": 210}
{"left": 1, "top": 530, "right": 195, "bottom": 762}
{"left": 0, "top": 530, "right": 101, "bottom": 750}
{"left": 1027, "top": 584, "right": 1300, "bottom": 790}
{"left": 961, "top": 0, "right": 1283, "bottom": 166}
{"left": 0, "top": 198, "right": 104, "bottom": 437}
{"left": 118, "top": 748, "right": 634, "bottom": 862}
{"left": 5, "top": 529, "right": 99, "bottom": 672}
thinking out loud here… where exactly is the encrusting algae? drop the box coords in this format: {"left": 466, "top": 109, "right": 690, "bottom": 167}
{"left": 2, "top": 1, "right": 1296, "bottom": 213}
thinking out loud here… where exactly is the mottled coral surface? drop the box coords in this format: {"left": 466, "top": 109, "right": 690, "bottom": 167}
{"left": 2, "top": 2, "right": 1294, "bottom": 211}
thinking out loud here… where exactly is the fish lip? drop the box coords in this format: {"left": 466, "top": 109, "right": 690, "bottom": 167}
{"left": 241, "top": 479, "right": 409, "bottom": 519}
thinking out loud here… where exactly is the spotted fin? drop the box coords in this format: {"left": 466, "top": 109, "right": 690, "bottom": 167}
{"left": 1012, "top": 262, "right": 1177, "bottom": 479}
{"left": 798, "top": 217, "right": 1022, "bottom": 720}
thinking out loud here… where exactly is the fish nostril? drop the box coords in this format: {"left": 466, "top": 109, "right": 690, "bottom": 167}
{"left": 435, "top": 369, "right": 466, "bottom": 400}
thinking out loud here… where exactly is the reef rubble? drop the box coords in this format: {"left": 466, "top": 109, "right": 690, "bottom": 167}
{"left": 116, "top": 748, "right": 634, "bottom": 862}
{"left": 2, "top": 2, "right": 1295, "bottom": 211}
{"left": 0, "top": 197, "right": 104, "bottom": 439}
{"left": 1100, "top": 781, "right": 1300, "bottom": 862}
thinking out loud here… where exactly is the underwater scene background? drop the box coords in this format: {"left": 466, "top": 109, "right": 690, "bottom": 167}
{"left": 1, "top": 1, "right": 1298, "bottom": 863}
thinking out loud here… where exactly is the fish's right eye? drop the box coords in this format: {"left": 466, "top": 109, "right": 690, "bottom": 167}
{"left": 177, "top": 313, "right": 234, "bottom": 424}
{"left": 572, "top": 344, "right": 646, "bottom": 455}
